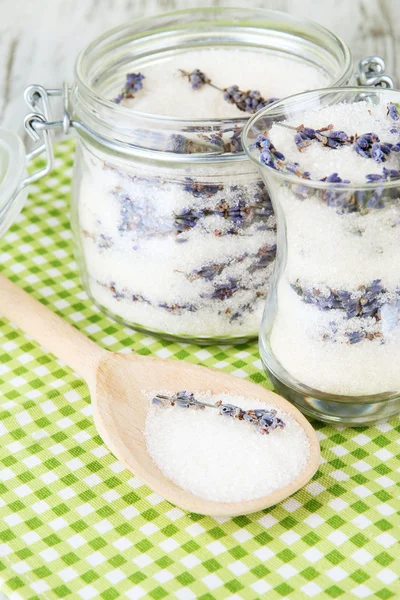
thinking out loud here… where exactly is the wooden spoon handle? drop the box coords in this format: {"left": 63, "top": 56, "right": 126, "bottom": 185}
{"left": 0, "top": 275, "right": 106, "bottom": 383}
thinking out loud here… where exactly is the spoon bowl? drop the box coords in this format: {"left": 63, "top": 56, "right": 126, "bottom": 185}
{"left": 0, "top": 275, "right": 320, "bottom": 516}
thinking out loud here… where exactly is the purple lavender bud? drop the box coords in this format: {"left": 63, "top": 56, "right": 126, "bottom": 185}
{"left": 253, "top": 135, "right": 271, "bottom": 150}
{"left": 274, "top": 150, "right": 285, "bottom": 161}
{"left": 384, "top": 168, "right": 400, "bottom": 179}
{"left": 202, "top": 278, "right": 239, "bottom": 300}
{"left": 371, "top": 142, "right": 386, "bottom": 163}
{"left": 152, "top": 396, "right": 167, "bottom": 407}
{"left": 218, "top": 403, "right": 239, "bottom": 417}
{"left": 126, "top": 73, "right": 145, "bottom": 93}
{"left": 381, "top": 143, "right": 393, "bottom": 154}
{"left": 223, "top": 86, "right": 277, "bottom": 114}
{"left": 286, "top": 161, "right": 300, "bottom": 173}
{"left": 325, "top": 139, "right": 340, "bottom": 149}
{"left": 259, "top": 148, "right": 276, "bottom": 169}
{"left": 185, "top": 69, "right": 210, "bottom": 90}
{"left": 302, "top": 127, "right": 316, "bottom": 138}
{"left": 347, "top": 331, "right": 363, "bottom": 344}
{"left": 229, "top": 129, "right": 243, "bottom": 153}
{"left": 328, "top": 130, "right": 348, "bottom": 143}
{"left": 388, "top": 102, "right": 399, "bottom": 121}
{"left": 354, "top": 132, "right": 381, "bottom": 159}
{"left": 366, "top": 173, "right": 384, "bottom": 182}
{"left": 114, "top": 73, "right": 145, "bottom": 103}
{"left": 325, "top": 173, "right": 348, "bottom": 184}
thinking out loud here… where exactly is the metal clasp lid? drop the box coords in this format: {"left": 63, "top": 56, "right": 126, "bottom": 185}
{"left": 357, "top": 56, "right": 394, "bottom": 88}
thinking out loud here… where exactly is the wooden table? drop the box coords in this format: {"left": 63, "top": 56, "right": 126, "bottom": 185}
{"left": 0, "top": 1, "right": 398, "bottom": 599}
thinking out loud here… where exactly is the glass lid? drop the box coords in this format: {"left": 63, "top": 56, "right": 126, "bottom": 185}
{"left": 0, "top": 129, "right": 28, "bottom": 238}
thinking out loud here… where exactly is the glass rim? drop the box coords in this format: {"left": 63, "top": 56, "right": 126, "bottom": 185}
{"left": 242, "top": 85, "right": 400, "bottom": 191}
{"left": 73, "top": 6, "right": 353, "bottom": 129}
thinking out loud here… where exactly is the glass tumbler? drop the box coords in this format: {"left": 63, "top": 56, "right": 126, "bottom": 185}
{"left": 243, "top": 87, "right": 400, "bottom": 425}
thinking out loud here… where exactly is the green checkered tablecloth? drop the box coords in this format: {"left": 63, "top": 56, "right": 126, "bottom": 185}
{"left": 0, "top": 140, "right": 399, "bottom": 600}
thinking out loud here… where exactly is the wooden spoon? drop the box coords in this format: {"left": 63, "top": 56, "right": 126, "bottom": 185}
{"left": 0, "top": 275, "right": 320, "bottom": 516}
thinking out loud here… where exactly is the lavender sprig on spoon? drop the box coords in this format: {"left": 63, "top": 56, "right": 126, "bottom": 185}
{"left": 152, "top": 391, "right": 285, "bottom": 434}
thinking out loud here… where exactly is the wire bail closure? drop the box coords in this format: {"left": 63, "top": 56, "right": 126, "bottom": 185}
{"left": 356, "top": 56, "right": 394, "bottom": 88}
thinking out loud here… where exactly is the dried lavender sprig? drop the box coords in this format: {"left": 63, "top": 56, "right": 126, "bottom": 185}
{"left": 179, "top": 69, "right": 278, "bottom": 114}
{"left": 173, "top": 195, "right": 273, "bottom": 233}
{"left": 113, "top": 73, "right": 145, "bottom": 104}
{"left": 354, "top": 132, "right": 400, "bottom": 163}
{"left": 179, "top": 69, "right": 218, "bottom": 91}
{"left": 223, "top": 86, "right": 278, "bottom": 114}
{"left": 294, "top": 124, "right": 353, "bottom": 150}
{"left": 253, "top": 132, "right": 400, "bottom": 187}
{"left": 366, "top": 167, "right": 400, "bottom": 183}
{"left": 182, "top": 243, "right": 277, "bottom": 282}
{"left": 152, "top": 392, "right": 285, "bottom": 434}
{"left": 290, "top": 278, "right": 397, "bottom": 321}
{"left": 279, "top": 121, "right": 400, "bottom": 162}
{"left": 252, "top": 135, "right": 285, "bottom": 169}
{"left": 275, "top": 123, "right": 352, "bottom": 150}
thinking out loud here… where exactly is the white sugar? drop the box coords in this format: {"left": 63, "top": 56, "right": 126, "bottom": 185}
{"left": 144, "top": 392, "right": 310, "bottom": 502}
{"left": 122, "top": 48, "right": 328, "bottom": 119}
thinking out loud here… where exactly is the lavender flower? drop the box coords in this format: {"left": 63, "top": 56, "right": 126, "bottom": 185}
{"left": 223, "top": 86, "right": 278, "bottom": 114}
{"left": 366, "top": 168, "right": 400, "bottom": 183}
{"left": 185, "top": 242, "right": 276, "bottom": 283}
{"left": 248, "top": 244, "right": 277, "bottom": 272}
{"left": 354, "top": 132, "right": 379, "bottom": 158}
{"left": 174, "top": 190, "right": 272, "bottom": 236}
{"left": 388, "top": 102, "right": 399, "bottom": 121}
{"left": 294, "top": 124, "right": 352, "bottom": 150}
{"left": 189, "top": 262, "right": 226, "bottom": 281}
{"left": 184, "top": 178, "right": 223, "bottom": 199}
{"left": 291, "top": 279, "right": 386, "bottom": 320}
{"left": 202, "top": 278, "right": 239, "bottom": 300}
{"left": 229, "top": 127, "right": 243, "bottom": 153}
{"left": 180, "top": 68, "right": 278, "bottom": 114}
{"left": 180, "top": 69, "right": 211, "bottom": 90}
{"left": 253, "top": 135, "right": 285, "bottom": 169}
{"left": 173, "top": 208, "right": 203, "bottom": 232}
{"left": 200, "top": 130, "right": 225, "bottom": 150}
{"left": 371, "top": 141, "right": 393, "bottom": 163}
{"left": 352, "top": 132, "right": 398, "bottom": 163}
{"left": 114, "top": 73, "right": 145, "bottom": 104}
{"left": 347, "top": 331, "right": 363, "bottom": 344}
{"left": 322, "top": 173, "right": 350, "bottom": 185}
{"left": 152, "top": 393, "right": 285, "bottom": 434}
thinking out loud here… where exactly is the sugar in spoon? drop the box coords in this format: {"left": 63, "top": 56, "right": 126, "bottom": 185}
{"left": 0, "top": 275, "right": 320, "bottom": 516}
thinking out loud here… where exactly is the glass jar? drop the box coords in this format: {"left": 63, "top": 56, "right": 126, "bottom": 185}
{"left": 243, "top": 87, "right": 400, "bottom": 425}
{"left": 2, "top": 8, "right": 393, "bottom": 343}
{"left": 70, "top": 7, "right": 355, "bottom": 344}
